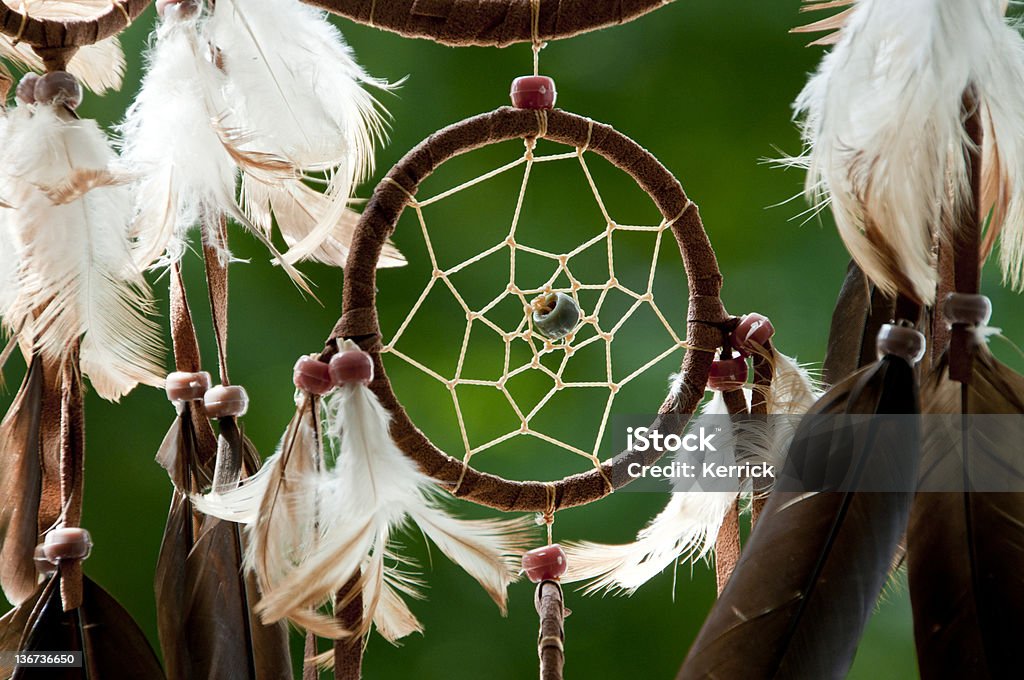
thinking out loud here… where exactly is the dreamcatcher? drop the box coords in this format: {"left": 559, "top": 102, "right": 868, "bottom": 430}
{"left": 189, "top": 2, "right": 831, "bottom": 678}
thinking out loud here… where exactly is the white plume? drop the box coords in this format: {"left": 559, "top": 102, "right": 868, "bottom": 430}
{"left": 119, "top": 8, "right": 308, "bottom": 289}
{"left": 1, "top": 105, "right": 163, "bottom": 401}
{"left": 791, "top": 0, "right": 1024, "bottom": 301}
{"left": 253, "top": 346, "right": 531, "bottom": 640}
{"left": 564, "top": 351, "right": 822, "bottom": 595}
{"left": 210, "top": 0, "right": 393, "bottom": 266}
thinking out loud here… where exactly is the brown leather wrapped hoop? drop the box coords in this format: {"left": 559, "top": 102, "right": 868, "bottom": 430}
{"left": 303, "top": 0, "right": 674, "bottom": 47}
{"left": 325, "top": 106, "right": 728, "bottom": 512}
{"left": 0, "top": 0, "right": 150, "bottom": 51}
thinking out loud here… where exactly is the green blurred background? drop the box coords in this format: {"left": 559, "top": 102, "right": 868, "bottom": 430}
{"left": 4, "top": 1, "right": 1023, "bottom": 678}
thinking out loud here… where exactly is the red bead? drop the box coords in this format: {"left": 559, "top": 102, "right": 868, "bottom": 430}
{"left": 876, "top": 324, "right": 925, "bottom": 364}
{"left": 731, "top": 313, "right": 775, "bottom": 355}
{"left": 43, "top": 527, "right": 92, "bottom": 563}
{"left": 34, "top": 544, "right": 56, "bottom": 576}
{"left": 203, "top": 384, "right": 249, "bottom": 418}
{"left": 16, "top": 73, "right": 39, "bottom": 105}
{"left": 165, "top": 371, "right": 212, "bottom": 403}
{"left": 294, "top": 356, "right": 333, "bottom": 395}
{"left": 329, "top": 350, "right": 374, "bottom": 386}
{"left": 34, "top": 72, "right": 82, "bottom": 110}
{"left": 522, "top": 544, "right": 568, "bottom": 583}
{"left": 510, "top": 76, "right": 557, "bottom": 110}
{"left": 707, "top": 357, "right": 748, "bottom": 391}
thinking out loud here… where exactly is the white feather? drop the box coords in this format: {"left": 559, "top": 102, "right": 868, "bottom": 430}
{"left": 564, "top": 352, "right": 823, "bottom": 595}
{"left": 1, "top": 106, "right": 162, "bottom": 401}
{"left": 254, "top": 355, "right": 531, "bottom": 639}
{"left": 120, "top": 11, "right": 239, "bottom": 267}
{"left": 120, "top": 9, "right": 309, "bottom": 291}
{"left": 791, "top": 0, "right": 1024, "bottom": 301}
{"left": 210, "top": 0, "right": 390, "bottom": 264}
{"left": 563, "top": 391, "right": 740, "bottom": 594}
{"left": 196, "top": 397, "right": 320, "bottom": 584}
{"left": 0, "top": 35, "right": 125, "bottom": 93}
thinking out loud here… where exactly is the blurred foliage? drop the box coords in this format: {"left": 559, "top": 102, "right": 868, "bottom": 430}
{"left": 3, "top": 0, "right": 1023, "bottom": 678}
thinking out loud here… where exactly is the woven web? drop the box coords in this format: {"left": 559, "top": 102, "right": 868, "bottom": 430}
{"left": 383, "top": 131, "right": 688, "bottom": 484}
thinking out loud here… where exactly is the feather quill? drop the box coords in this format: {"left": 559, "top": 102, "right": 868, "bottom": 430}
{"left": 564, "top": 352, "right": 820, "bottom": 595}
{"left": 239, "top": 349, "right": 532, "bottom": 640}
{"left": 790, "top": 0, "right": 1024, "bottom": 302}
{"left": 1, "top": 104, "right": 163, "bottom": 401}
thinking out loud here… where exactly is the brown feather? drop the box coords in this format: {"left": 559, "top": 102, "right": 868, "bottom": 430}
{"left": 821, "top": 261, "right": 896, "bottom": 386}
{"left": 908, "top": 348, "right": 1024, "bottom": 678}
{"left": 0, "top": 359, "right": 44, "bottom": 605}
{"left": 38, "top": 169, "right": 133, "bottom": 206}
{"left": 14, "top": 575, "right": 165, "bottom": 679}
{"left": 0, "top": 582, "right": 45, "bottom": 678}
{"left": 680, "top": 355, "right": 919, "bottom": 679}
{"left": 155, "top": 407, "right": 292, "bottom": 678}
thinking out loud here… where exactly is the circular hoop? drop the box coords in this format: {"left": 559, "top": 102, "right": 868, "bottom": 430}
{"left": 0, "top": 0, "right": 150, "bottom": 51}
{"left": 327, "top": 107, "right": 728, "bottom": 512}
{"left": 304, "top": 0, "right": 673, "bottom": 47}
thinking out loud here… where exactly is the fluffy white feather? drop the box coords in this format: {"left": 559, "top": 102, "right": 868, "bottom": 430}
{"left": 1, "top": 106, "right": 163, "bottom": 401}
{"left": 120, "top": 10, "right": 240, "bottom": 267}
{"left": 564, "top": 351, "right": 822, "bottom": 595}
{"left": 120, "top": 8, "right": 307, "bottom": 290}
{"left": 211, "top": 0, "right": 390, "bottom": 265}
{"left": 791, "top": 0, "right": 1024, "bottom": 301}
{"left": 253, "top": 349, "right": 531, "bottom": 639}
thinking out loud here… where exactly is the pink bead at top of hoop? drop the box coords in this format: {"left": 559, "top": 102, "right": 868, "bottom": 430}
{"left": 294, "top": 356, "right": 333, "bottom": 395}
{"left": 707, "top": 356, "right": 748, "bottom": 391}
{"left": 731, "top": 313, "right": 775, "bottom": 356}
{"left": 523, "top": 544, "right": 568, "bottom": 583}
{"left": 511, "top": 76, "right": 557, "bottom": 110}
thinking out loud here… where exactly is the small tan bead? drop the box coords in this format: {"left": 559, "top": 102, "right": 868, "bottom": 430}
{"left": 203, "top": 384, "right": 250, "bottom": 418}
{"left": 43, "top": 527, "right": 92, "bottom": 563}
{"left": 165, "top": 371, "right": 212, "bottom": 403}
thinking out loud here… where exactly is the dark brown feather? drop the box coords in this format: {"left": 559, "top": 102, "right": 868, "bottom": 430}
{"left": 0, "top": 582, "right": 46, "bottom": 678}
{"left": 156, "top": 407, "right": 291, "bottom": 680}
{"left": 0, "top": 359, "right": 44, "bottom": 605}
{"left": 821, "top": 261, "right": 896, "bottom": 386}
{"left": 14, "top": 574, "right": 165, "bottom": 679}
{"left": 679, "top": 355, "right": 919, "bottom": 679}
{"left": 908, "top": 348, "right": 1024, "bottom": 678}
